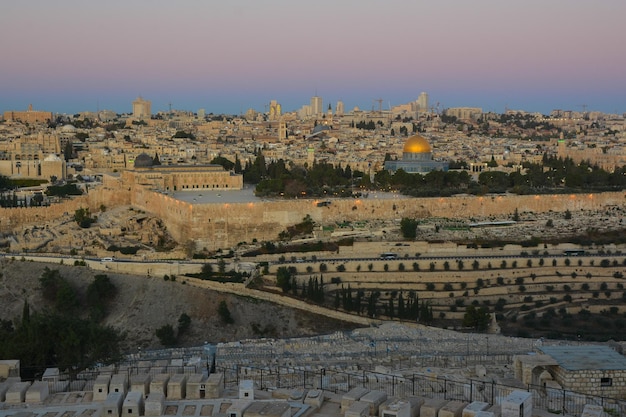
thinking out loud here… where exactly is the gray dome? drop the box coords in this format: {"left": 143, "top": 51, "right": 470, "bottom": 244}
{"left": 134, "top": 153, "right": 154, "bottom": 168}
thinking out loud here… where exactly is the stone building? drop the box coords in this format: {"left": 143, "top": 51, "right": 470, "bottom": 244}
{"left": 514, "top": 345, "right": 626, "bottom": 398}
{"left": 132, "top": 97, "right": 151, "bottom": 119}
{"left": 384, "top": 134, "right": 449, "bottom": 174}
{"left": 121, "top": 153, "right": 243, "bottom": 192}
{"left": 3, "top": 104, "right": 53, "bottom": 124}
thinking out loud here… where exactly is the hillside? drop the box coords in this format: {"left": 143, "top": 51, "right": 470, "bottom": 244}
{"left": 0, "top": 258, "right": 359, "bottom": 352}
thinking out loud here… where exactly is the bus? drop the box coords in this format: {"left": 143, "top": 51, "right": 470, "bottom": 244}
{"left": 564, "top": 250, "right": 585, "bottom": 256}
{"left": 380, "top": 252, "right": 398, "bottom": 260}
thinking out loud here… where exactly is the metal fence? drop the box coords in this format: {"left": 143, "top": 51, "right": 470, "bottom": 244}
{"left": 217, "top": 365, "right": 626, "bottom": 417}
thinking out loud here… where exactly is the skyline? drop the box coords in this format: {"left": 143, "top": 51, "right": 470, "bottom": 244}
{"left": 2, "top": 0, "right": 626, "bottom": 116}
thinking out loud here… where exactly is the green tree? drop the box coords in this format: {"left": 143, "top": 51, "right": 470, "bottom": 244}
{"left": 217, "top": 301, "right": 234, "bottom": 324}
{"left": 276, "top": 266, "right": 293, "bottom": 292}
{"left": 73, "top": 207, "right": 95, "bottom": 228}
{"left": 177, "top": 313, "right": 191, "bottom": 335}
{"left": 156, "top": 324, "right": 177, "bottom": 347}
{"left": 400, "top": 218, "right": 418, "bottom": 239}
{"left": 463, "top": 305, "right": 490, "bottom": 331}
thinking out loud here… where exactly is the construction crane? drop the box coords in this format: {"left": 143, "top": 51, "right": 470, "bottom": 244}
{"left": 429, "top": 102, "right": 442, "bottom": 115}
{"left": 372, "top": 98, "right": 383, "bottom": 113}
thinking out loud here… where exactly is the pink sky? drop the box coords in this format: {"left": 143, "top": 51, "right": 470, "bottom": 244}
{"left": 1, "top": 0, "right": 625, "bottom": 115}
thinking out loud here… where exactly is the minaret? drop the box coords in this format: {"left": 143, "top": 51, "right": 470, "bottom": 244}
{"left": 278, "top": 118, "right": 287, "bottom": 141}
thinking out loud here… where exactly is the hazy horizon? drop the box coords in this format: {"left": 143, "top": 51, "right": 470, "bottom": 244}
{"left": 2, "top": 0, "right": 625, "bottom": 116}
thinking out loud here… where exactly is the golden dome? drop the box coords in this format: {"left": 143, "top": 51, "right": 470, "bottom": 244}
{"left": 403, "top": 134, "right": 431, "bottom": 153}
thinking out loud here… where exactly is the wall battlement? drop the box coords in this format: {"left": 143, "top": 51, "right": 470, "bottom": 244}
{"left": 1, "top": 186, "right": 624, "bottom": 251}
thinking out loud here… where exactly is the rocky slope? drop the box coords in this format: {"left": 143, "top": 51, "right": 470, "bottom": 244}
{"left": 0, "top": 258, "right": 358, "bottom": 352}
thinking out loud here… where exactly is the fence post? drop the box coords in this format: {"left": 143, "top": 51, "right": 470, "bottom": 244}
{"left": 470, "top": 379, "right": 473, "bottom": 402}
{"left": 444, "top": 378, "right": 447, "bottom": 400}
{"left": 363, "top": 370, "right": 366, "bottom": 388}
{"left": 562, "top": 388, "right": 566, "bottom": 416}
{"left": 236, "top": 364, "right": 240, "bottom": 386}
{"left": 412, "top": 374, "right": 415, "bottom": 396}
{"left": 392, "top": 375, "right": 396, "bottom": 397}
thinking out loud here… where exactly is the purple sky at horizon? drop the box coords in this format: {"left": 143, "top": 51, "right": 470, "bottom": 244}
{"left": 2, "top": 0, "right": 625, "bottom": 116}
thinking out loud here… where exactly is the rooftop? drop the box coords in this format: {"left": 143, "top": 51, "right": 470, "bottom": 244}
{"left": 538, "top": 345, "right": 626, "bottom": 371}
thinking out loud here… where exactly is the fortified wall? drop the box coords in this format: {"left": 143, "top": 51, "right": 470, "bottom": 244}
{"left": 129, "top": 188, "right": 626, "bottom": 251}
{"left": 1, "top": 181, "right": 624, "bottom": 251}
{"left": 0, "top": 184, "right": 131, "bottom": 233}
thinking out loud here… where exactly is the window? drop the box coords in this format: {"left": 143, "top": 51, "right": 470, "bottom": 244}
{"left": 601, "top": 378, "right": 612, "bottom": 387}
{"left": 128, "top": 409, "right": 133, "bottom": 414}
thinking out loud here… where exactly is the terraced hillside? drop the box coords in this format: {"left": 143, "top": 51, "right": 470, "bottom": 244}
{"left": 266, "top": 253, "right": 626, "bottom": 341}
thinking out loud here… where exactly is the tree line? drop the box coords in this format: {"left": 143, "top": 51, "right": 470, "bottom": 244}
{"left": 0, "top": 267, "right": 122, "bottom": 379}
{"left": 208, "top": 150, "right": 626, "bottom": 199}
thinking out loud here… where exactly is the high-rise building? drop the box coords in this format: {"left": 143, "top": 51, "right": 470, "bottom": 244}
{"left": 310, "top": 96, "right": 323, "bottom": 116}
{"left": 269, "top": 100, "right": 281, "bottom": 121}
{"left": 417, "top": 92, "right": 429, "bottom": 112}
{"left": 336, "top": 100, "right": 344, "bottom": 116}
{"left": 132, "top": 96, "right": 151, "bottom": 119}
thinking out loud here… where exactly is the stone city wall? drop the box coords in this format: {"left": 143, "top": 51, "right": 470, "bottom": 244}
{"left": 2, "top": 186, "right": 624, "bottom": 251}
{"left": 130, "top": 189, "right": 626, "bottom": 250}
{"left": 0, "top": 186, "right": 130, "bottom": 233}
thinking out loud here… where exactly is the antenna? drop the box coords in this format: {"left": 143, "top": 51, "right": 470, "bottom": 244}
{"left": 372, "top": 98, "right": 383, "bottom": 113}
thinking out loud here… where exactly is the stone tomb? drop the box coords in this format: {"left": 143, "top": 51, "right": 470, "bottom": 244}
{"left": 304, "top": 389, "right": 324, "bottom": 409}
{"left": 122, "top": 391, "right": 145, "bottom": 417}
{"left": 239, "top": 379, "right": 254, "bottom": 400}
{"left": 129, "top": 373, "right": 151, "bottom": 397}
{"left": 341, "top": 387, "right": 370, "bottom": 411}
{"left": 419, "top": 398, "right": 448, "bottom": 417}
{"left": 103, "top": 391, "right": 124, "bottom": 417}
{"left": 226, "top": 399, "right": 253, "bottom": 417}
{"left": 359, "top": 390, "right": 387, "bottom": 416}
{"left": 581, "top": 404, "right": 605, "bottom": 417}
{"left": 345, "top": 401, "right": 371, "bottom": 417}
{"left": 25, "top": 381, "right": 49, "bottom": 403}
{"left": 501, "top": 391, "right": 532, "bottom": 417}
{"left": 439, "top": 401, "right": 468, "bottom": 417}
{"left": 149, "top": 373, "right": 170, "bottom": 396}
{"left": 206, "top": 372, "right": 223, "bottom": 399}
{"left": 93, "top": 374, "right": 111, "bottom": 401}
{"left": 167, "top": 374, "right": 187, "bottom": 400}
{"left": 144, "top": 392, "right": 165, "bottom": 416}
{"left": 110, "top": 374, "right": 129, "bottom": 396}
{"left": 379, "top": 397, "right": 424, "bottom": 417}
{"left": 245, "top": 401, "right": 291, "bottom": 417}
{"left": 462, "top": 402, "right": 490, "bottom": 417}
{"left": 5, "top": 381, "right": 31, "bottom": 404}
{"left": 186, "top": 374, "right": 207, "bottom": 399}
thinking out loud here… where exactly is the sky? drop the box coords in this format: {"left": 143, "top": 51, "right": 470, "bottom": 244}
{"left": 1, "top": 0, "right": 625, "bottom": 116}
